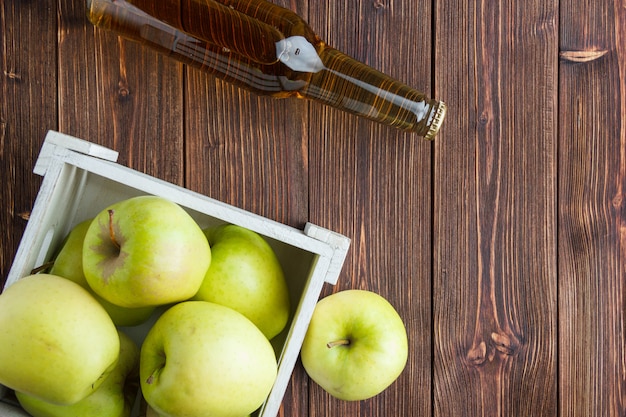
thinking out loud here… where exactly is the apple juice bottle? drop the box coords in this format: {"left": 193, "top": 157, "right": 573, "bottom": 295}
{"left": 86, "top": 0, "right": 447, "bottom": 138}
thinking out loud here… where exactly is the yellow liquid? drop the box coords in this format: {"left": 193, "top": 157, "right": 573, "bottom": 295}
{"left": 87, "top": 0, "right": 446, "bottom": 137}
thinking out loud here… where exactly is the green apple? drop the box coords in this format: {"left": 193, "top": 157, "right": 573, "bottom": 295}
{"left": 144, "top": 404, "right": 248, "bottom": 417}
{"left": 83, "top": 195, "right": 211, "bottom": 308}
{"left": 300, "top": 289, "right": 408, "bottom": 401}
{"left": 49, "top": 218, "right": 155, "bottom": 326}
{"left": 16, "top": 330, "right": 140, "bottom": 417}
{"left": 140, "top": 301, "right": 277, "bottom": 417}
{"left": 0, "top": 274, "right": 120, "bottom": 405}
{"left": 192, "top": 224, "right": 290, "bottom": 340}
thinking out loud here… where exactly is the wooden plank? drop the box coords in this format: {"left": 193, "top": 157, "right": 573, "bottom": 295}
{"left": 183, "top": 75, "right": 309, "bottom": 226}
{"left": 307, "top": 0, "right": 434, "bottom": 416}
{"left": 58, "top": 0, "right": 185, "bottom": 184}
{"left": 558, "top": 0, "right": 626, "bottom": 414}
{"left": 433, "top": 0, "right": 558, "bottom": 415}
{"left": 183, "top": 3, "right": 310, "bottom": 226}
{"left": 0, "top": 0, "right": 57, "bottom": 288}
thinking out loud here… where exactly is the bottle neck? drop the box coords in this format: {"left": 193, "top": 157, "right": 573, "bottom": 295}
{"left": 294, "top": 45, "right": 445, "bottom": 137}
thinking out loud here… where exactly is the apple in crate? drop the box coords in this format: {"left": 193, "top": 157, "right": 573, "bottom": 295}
{"left": 192, "top": 224, "right": 290, "bottom": 340}
{"left": 50, "top": 218, "right": 155, "bottom": 326}
{"left": 145, "top": 404, "right": 251, "bottom": 417}
{"left": 83, "top": 195, "right": 211, "bottom": 308}
{"left": 0, "top": 274, "right": 120, "bottom": 405}
{"left": 301, "top": 289, "right": 408, "bottom": 401}
{"left": 140, "top": 301, "right": 277, "bottom": 417}
{"left": 16, "top": 330, "right": 140, "bottom": 417}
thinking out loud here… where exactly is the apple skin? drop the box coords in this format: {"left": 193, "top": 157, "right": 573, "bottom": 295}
{"left": 83, "top": 195, "right": 211, "bottom": 308}
{"left": 300, "top": 289, "right": 408, "bottom": 401}
{"left": 192, "top": 224, "right": 290, "bottom": 340}
{"left": 16, "top": 330, "right": 140, "bottom": 417}
{"left": 49, "top": 219, "right": 155, "bottom": 326}
{"left": 140, "top": 301, "right": 277, "bottom": 417}
{"left": 143, "top": 404, "right": 250, "bottom": 417}
{"left": 0, "top": 274, "right": 120, "bottom": 405}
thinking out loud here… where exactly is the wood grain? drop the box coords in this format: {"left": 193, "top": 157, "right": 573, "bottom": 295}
{"left": 559, "top": 0, "right": 626, "bottom": 414}
{"left": 0, "top": 1, "right": 57, "bottom": 286}
{"left": 307, "top": 0, "right": 434, "bottom": 416}
{"left": 58, "top": 0, "right": 185, "bottom": 184}
{"left": 433, "top": 0, "right": 558, "bottom": 415}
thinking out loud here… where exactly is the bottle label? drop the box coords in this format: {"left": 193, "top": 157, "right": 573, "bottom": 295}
{"left": 276, "top": 36, "right": 325, "bottom": 73}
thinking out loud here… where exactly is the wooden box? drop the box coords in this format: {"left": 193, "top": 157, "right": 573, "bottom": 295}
{"left": 0, "top": 130, "right": 350, "bottom": 417}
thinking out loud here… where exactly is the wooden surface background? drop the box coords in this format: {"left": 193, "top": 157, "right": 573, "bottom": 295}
{"left": 1, "top": 0, "right": 625, "bottom": 416}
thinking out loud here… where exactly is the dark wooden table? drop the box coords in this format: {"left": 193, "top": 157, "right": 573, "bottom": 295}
{"left": 2, "top": 0, "right": 625, "bottom": 416}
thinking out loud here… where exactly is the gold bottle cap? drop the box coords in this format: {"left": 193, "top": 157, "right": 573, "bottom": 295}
{"left": 424, "top": 101, "right": 447, "bottom": 140}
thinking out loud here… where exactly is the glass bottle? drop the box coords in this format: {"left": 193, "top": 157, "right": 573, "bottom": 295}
{"left": 86, "top": 0, "right": 446, "bottom": 138}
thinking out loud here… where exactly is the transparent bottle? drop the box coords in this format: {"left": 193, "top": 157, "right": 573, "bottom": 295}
{"left": 86, "top": 0, "right": 446, "bottom": 138}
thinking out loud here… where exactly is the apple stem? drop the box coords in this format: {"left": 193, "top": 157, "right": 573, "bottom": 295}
{"left": 108, "top": 209, "right": 121, "bottom": 250}
{"left": 326, "top": 339, "right": 351, "bottom": 349}
{"left": 30, "top": 261, "right": 55, "bottom": 274}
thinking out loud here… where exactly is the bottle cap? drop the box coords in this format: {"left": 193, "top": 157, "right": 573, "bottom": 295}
{"left": 424, "top": 101, "right": 447, "bottom": 140}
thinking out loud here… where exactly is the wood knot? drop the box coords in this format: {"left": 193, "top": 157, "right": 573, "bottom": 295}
{"left": 478, "top": 110, "right": 490, "bottom": 126}
{"left": 490, "top": 332, "right": 520, "bottom": 355}
{"left": 612, "top": 192, "right": 623, "bottom": 209}
{"left": 466, "top": 332, "right": 521, "bottom": 367}
{"left": 118, "top": 80, "right": 131, "bottom": 101}
{"left": 17, "top": 211, "right": 31, "bottom": 221}
{"left": 466, "top": 341, "right": 487, "bottom": 365}
{"left": 373, "top": 0, "right": 386, "bottom": 9}
{"left": 560, "top": 50, "right": 608, "bottom": 63}
{"left": 4, "top": 70, "right": 22, "bottom": 81}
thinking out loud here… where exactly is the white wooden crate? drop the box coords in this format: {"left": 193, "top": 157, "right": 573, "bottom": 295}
{"left": 0, "top": 130, "right": 350, "bottom": 417}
